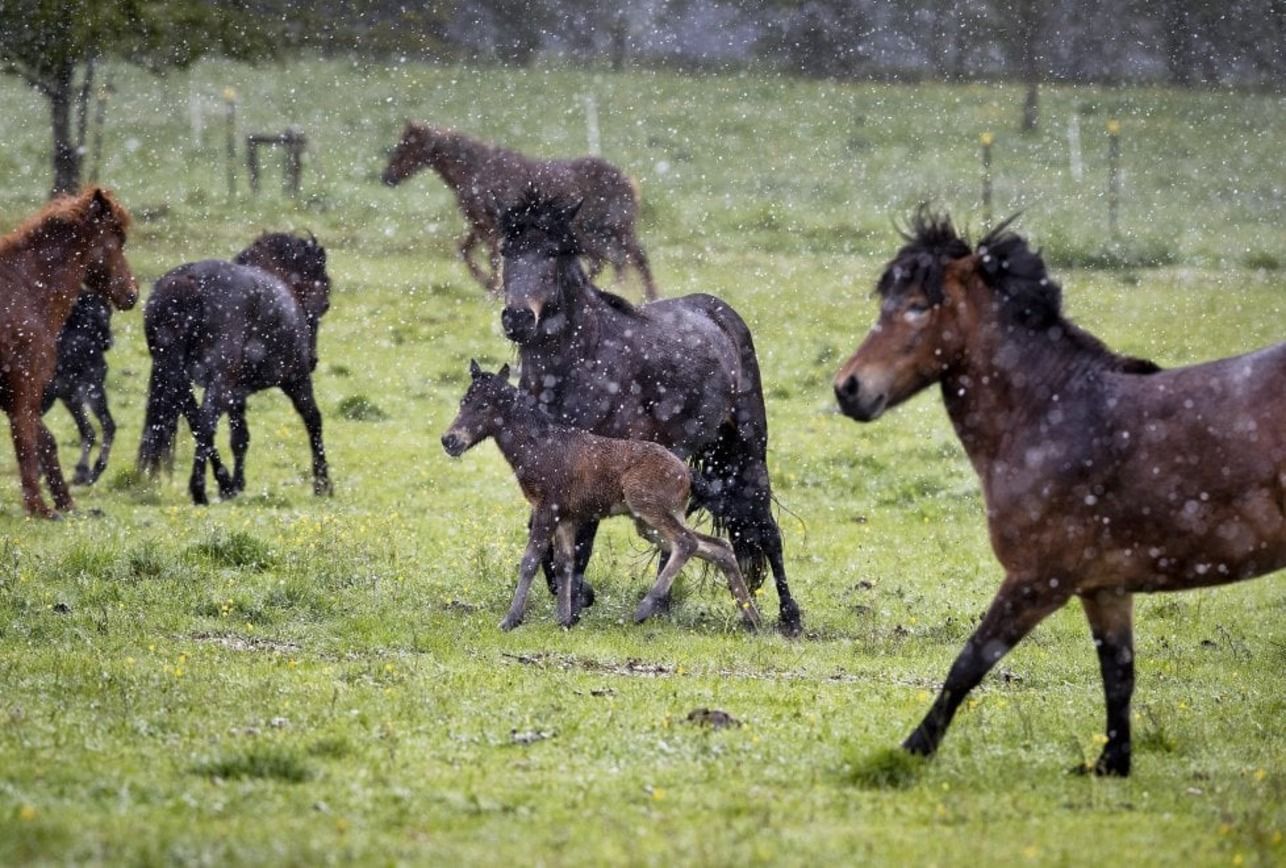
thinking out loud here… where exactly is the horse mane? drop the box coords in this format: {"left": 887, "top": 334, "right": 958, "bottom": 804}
{"left": 233, "top": 231, "right": 328, "bottom": 283}
{"left": 0, "top": 187, "right": 131, "bottom": 254}
{"left": 877, "top": 205, "right": 972, "bottom": 304}
{"left": 975, "top": 225, "right": 1161, "bottom": 374}
{"left": 498, "top": 188, "right": 584, "bottom": 256}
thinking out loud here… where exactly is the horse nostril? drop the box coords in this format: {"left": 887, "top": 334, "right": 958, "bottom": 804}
{"left": 440, "top": 433, "right": 457, "bottom": 453}
{"left": 502, "top": 307, "right": 535, "bottom": 338}
{"left": 839, "top": 374, "right": 860, "bottom": 398}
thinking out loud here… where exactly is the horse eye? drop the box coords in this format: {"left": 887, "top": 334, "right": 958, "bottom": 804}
{"left": 906, "top": 302, "right": 931, "bottom": 315}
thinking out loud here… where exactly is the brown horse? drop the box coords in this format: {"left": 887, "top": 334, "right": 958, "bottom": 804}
{"left": 443, "top": 361, "right": 760, "bottom": 631}
{"left": 833, "top": 210, "right": 1285, "bottom": 776}
{"left": 381, "top": 122, "right": 657, "bottom": 300}
{"left": 0, "top": 188, "right": 137, "bottom": 517}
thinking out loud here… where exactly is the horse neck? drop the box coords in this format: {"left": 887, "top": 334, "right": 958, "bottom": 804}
{"left": 491, "top": 397, "right": 561, "bottom": 480}
{"left": 940, "top": 303, "right": 1111, "bottom": 468}
{"left": 429, "top": 132, "right": 490, "bottom": 189}
{"left": 3, "top": 225, "right": 92, "bottom": 323}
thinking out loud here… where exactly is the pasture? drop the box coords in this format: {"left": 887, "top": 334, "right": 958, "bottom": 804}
{"left": 0, "top": 60, "right": 1283, "bottom": 865}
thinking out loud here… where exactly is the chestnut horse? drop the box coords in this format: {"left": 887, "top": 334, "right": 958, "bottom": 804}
{"left": 381, "top": 122, "right": 657, "bottom": 299}
{"left": 834, "top": 210, "right": 1285, "bottom": 775}
{"left": 0, "top": 188, "right": 137, "bottom": 517}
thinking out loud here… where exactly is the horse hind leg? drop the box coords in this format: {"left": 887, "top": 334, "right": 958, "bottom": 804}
{"left": 693, "top": 531, "right": 761, "bottom": 629}
{"left": 1079, "top": 590, "right": 1135, "bottom": 776}
{"left": 63, "top": 396, "right": 96, "bottom": 485}
{"left": 85, "top": 385, "right": 114, "bottom": 485}
{"left": 633, "top": 509, "right": 697, "bottom": 623}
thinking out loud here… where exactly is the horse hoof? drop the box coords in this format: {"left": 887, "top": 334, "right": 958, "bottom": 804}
{"left": 499, "top": 615, "right": 522, "bottom": 632}
{"left": 314, "top": 480, "right": 333, "bottom": 497}
{"left": 633, "top": 598, "right": 657, "bottom": 623}
{"left": 900, "top": 729, "right": 936, "bottom": 758}
{"left": 577, "top": 582, "right": 596, "bottom": 610}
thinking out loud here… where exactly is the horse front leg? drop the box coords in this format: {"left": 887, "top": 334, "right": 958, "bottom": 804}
{"left": 553, "top": 521, "right": 584, "bottom": 628}
{"left": 1079, "top": 590, "right": 1135, "bottom": 776}
{"left": 36, "top": 421, "right": 74, "bottom": 512}
{"left": 283, "top": 377, "right": 331, "bottom": 496}
{"left": 502, "top": 507, "right": 555, "bottom": 631}
{"left": 903, "top": 574, "right": 1070, "bottom": 759}
{"left": 8, "top": 402, "right": 54, "bottom": 517}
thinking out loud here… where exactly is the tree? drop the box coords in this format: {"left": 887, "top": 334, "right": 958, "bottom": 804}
{"left": 0, "top": 0, "right": 275, "bottom": 196}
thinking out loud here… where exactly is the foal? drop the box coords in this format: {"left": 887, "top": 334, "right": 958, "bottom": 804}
{"left": 442, "top": 362, "right": 761, "bottom": 632}
{"left": 834, "top": 210, "right": 1284, "bottom": 775}
{"left": 42, "top": 293, "right": 116, "bottom": 485}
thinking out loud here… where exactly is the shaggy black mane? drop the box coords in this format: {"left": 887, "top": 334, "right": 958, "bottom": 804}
{"left": 498, "top": 189, "right": 583, "bottom": 257}
{"left": 234, "top": 231, "right": 328, "bottom": 285}
{"left": 877, "top": 206, "right": 972, "bottom": 304}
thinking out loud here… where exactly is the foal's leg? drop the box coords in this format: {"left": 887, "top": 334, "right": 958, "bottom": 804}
{"left": 1080, "top": 590, "right": 1135, "bottom": 776}
{"left": 501, "top": 506, "right": 555, "bottom": 632}
{"left": 553, "top": 521, "right": 581, "bottom": 628}
{"left": 282, "top": 377, "right": 331, "bottom": 496}
{"left": 903, "top": 574, "right": 1070, "bottom": 759}
{"left": 633, "top": 510, "right": 698, "bottom": 623}
{"left": 692, "top": 530, "right": 761, "bottom": 629}
{"left": 62, "top": 396, "right": 96, "bottom": 485}
{"left": 541, "top": 520, "right": 597, "bottom": 611}
{"left": 85, "top": 384, "right": 114, "bottom": 485}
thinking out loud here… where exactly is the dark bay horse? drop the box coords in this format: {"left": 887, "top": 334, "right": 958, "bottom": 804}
{"left": 137, "top": 232, "right": 333, "bottom": 504}
{"left": 381, "top": 122, "right": 657, "bottom": 300}
{"left": 442, "top": 361, "right": 761, "bottom": 631}
{"left": 42, "top": 293, "right": 116, "bottom": 485}
{"left": 833, "top": 210, "right": 1285, "bottom": 775}
{"left": 0, "top": 187, "right": 137, "bottom": 517}
{"left": 498, "top": 193, "right": 801, "bottom": 634}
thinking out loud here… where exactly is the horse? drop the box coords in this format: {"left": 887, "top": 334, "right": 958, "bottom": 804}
{"left": 137, "top": 232, "right": 333, "bottom": 505}
{"left": 496, "top": 192, "right": 802, "bottom": 635}
{"left": 381, "top": 122, "right": 658, "bottom": 300}
{"left": 42, "top": 293, "right": 116, "bottom": 485}
{"left": 442, "top": 361, "right": 762, "bottom": 632}
{"left": 0, "top": 187, "right": 137, "bottom": 517}
{"left": 833, "top": 209, "right": 1285, "bottom": 776}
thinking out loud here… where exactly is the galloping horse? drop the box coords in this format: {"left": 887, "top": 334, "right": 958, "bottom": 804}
{"left": 138, "top": 232, "right": 333, "bottom": 504}
{"left": 0, "top": 188, "right": 137, "bottom": 516}
{"left": 382, "top": 122, "right": 657, "bottom": 299}
{"left": 833, "top": 210, "right": 1284, "bottom": 775}
{"left": 498, "top": 193, "right": 801, "bottom": 634}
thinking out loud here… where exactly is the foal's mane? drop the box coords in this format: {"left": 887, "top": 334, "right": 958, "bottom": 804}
{"left": 498, "top": 189, "right": 643, "bottom": 318}
{"left": 233, "top": 231, "right": 327, "bottom": 275}
{"left": 876, "top": 206, "right": 972, "bottom": 304}
{"left": 0, "top": 187, "right": 131, "bottom": 254}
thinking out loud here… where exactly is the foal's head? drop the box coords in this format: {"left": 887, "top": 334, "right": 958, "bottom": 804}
{"left": 235, "top": 231, "right": 332, "bottom": 368}
{"left": 834, "top": 208, "right": 975, "bottom": 421}
{"left": 498, "top": 191, "right": 585, "bottom": 345}
{"left": 381, "top": 121, "right": 439, "bottom": 186}
{"left": 441, "top": 361, "right": 515, "bottom": 457}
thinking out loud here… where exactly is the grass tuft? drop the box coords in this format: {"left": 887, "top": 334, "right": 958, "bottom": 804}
{"left": 186, "top": 530, "right": 275, "bottom": 570}
{"left": 337, "top": 395, "right": 389, "bottom": 422}
{"left": 193, "top": 746, "right": 313, "bottom": 783}
{"left": 841, "top": 745, "right": 926, "bottom": 789}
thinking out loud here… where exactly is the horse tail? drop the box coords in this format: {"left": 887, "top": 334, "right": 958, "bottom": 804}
{"left": 137, "top": 275, "right": 197, "bottom": 477}
{"left": 684, "top": 295, "right": 777, "bottom": 592}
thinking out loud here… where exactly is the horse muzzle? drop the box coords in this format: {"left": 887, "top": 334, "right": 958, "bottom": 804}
{"left": 501, "top": 307, "right": 537, "bottom": 344}
{"left": 834, "top": 373, "right": 887, "bottom": 422}
{"left": 441, "top": 431, "right": 469, "bottom": 457}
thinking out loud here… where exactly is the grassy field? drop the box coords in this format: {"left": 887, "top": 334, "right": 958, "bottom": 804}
{"left": 0, "top": 60, "right": 1283, "bottom": 865}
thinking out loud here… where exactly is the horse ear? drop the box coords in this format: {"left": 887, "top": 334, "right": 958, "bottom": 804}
{"left": 563, "top": 198, "right": 584, "bottom": 223}
{"left": 87, "top": 188, "right": 110, "bottom": 221}
{"left": 470, "top": 359, "right": 482, "bottom": 379}
{"left": 497, "top": 363, "right": 511, "bottom": 381}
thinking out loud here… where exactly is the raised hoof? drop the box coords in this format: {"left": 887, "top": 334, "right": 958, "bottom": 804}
{"left": 314, "top": 478, "right": 334, "bottom": 497}
{"left": 900, "top": 728, "right": 936, "bottom": 758}
{"left": 72, "top": 468, "right": 92, "bottom": 486}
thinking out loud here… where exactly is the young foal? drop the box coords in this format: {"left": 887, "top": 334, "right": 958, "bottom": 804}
{"left": 442, "top": 362, "right": 761, "bottom": 632}
{"left": 382, "top": 122, "right": 657, "bottom": 299}
{"left": 138, "top": 232, "right": 332, "bottom": 504}
{"left": 834, "top": 210, "right": 1285, "bottom": 775}
{"left": 42, "top": 293, "right": 116, "bottom": 485}
{"left": 0, "top": 188, "right": 137, "bottom": 516}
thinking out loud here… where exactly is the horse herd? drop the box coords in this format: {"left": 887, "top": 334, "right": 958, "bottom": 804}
{"left": 0, "top": 125, "right": 1281, "bottom": 778}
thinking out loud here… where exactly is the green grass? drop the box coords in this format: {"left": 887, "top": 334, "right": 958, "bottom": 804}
{"left": 0, "top": 59, "right": 1283, "bottom": 865}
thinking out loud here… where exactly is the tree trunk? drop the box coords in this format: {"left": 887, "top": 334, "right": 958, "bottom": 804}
{"left": 1017, "top": 0, "right": 1040, "bottom": 133}
{"left": 49, "top": 64, "right": 81, "bottom": 196}
{"left": 1022, "top": 81, "right": 1039, "bottom": 132}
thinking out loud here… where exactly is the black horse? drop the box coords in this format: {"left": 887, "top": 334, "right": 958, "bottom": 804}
{"left": 497, "top": 193, "right": 801, "bottom": 634}
{"left": 41, "top": 293, "right": 116, "bottom": 485}
{"left": 137, "top": 232, "right": 333, "bottom": 504}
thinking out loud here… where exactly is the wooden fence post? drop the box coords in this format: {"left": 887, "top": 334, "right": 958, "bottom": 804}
{"left": 980, "top": 131, "right": 994, "bottom": 226}
{"left": 1107, "top": 118, "right": 1121, "bottom": 238}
